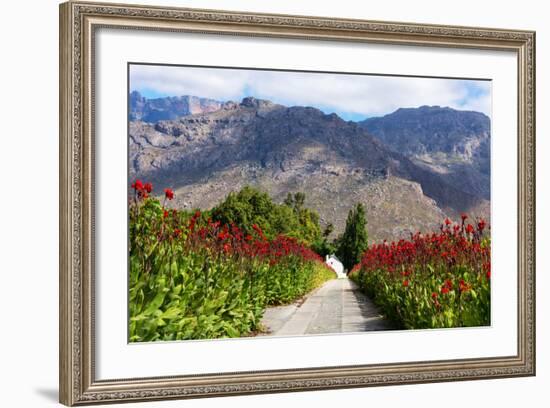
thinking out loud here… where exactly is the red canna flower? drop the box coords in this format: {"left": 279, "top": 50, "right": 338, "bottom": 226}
{"left": 144, "top": 182, "right": 153, "bottom": 193}
{"left": 483, "top": 262, "right": 491, "bottom": 280}
{"left": 465, "top": 224, "right": 474, "bottom": 234}
{"left": 402, "top": 280, "right": 410, "bottom": 287}
{"left": 164, "top": 188, "right": 174, "bottom": 200}
{"left": 131, "top": 179, "right": 143, "bottom": 191}
{"left": 459, "top": 279, "right": 471, "bottom": 293}
{"left": 444, "top": 218, "right": 452, "bottom": 226}
{"left": 441, "top": 286, "right": 450, "bottom": 295}
{"left": 461, "top": 213, "right": 468, "bottom": 222}
{"left": 217, "top": 231, "right": 229, "bottom": 241}
{"left": 477, "top": 219, "right": 487, "bottom": 233}
{"left": 163, "top": 209, "right": 169, "bottom": 218}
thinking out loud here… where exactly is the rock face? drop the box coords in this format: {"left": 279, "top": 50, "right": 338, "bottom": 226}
{"left": 360, "top": 106, "right": 491, "bottom": 200}
{"left": 129, "top": 96, "right": 490, "bottom": 242}
{"left": 129, "top": 91, "right": 223, "bottom": 123}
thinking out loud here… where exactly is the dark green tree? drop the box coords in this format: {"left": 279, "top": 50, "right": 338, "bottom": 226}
{"left": 336, "top": 203, "right": 368, "bottom": 270}
{"left": 211, "top": 186, "right": 276, "bottom": 236}
{"left": 211, "top": 186, "right": 321, "bottom": 245}
{"left": 311, "top": 223, "right": 336, "bottom": 257}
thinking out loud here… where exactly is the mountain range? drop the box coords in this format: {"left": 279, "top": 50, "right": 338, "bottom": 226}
{"left": 129, "top": 91, "right": 491, "bottom": 242}
{"left": 129, "top": 91, "right": 223, "bottom": 122}
{"left": 360, "top": 105, "right": 490, "bottom": 201}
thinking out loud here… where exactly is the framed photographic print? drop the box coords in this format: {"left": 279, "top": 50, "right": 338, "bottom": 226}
{"left": 59, "top": 1, "right": 536, "bottom": 405}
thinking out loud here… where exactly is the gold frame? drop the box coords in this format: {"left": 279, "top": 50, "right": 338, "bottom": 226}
{"left": 59, "top": 1, "right": 536, "bottom": 405}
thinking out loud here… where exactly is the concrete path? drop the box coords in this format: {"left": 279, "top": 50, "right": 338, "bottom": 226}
{"left": 260, "top": 278, "right": 393, "bottom": 336}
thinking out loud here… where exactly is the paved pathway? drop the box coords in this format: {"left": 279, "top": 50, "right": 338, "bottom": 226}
{"left": 260, "top": 278, "right": 394, "bottom": 336}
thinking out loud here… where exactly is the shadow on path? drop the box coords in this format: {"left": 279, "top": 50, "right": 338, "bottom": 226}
{"left": 342, "top": 279, "right": 396, "bottom": 332}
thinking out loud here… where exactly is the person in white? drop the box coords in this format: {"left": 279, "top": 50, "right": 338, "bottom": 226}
{"left": 325, "top": 254, "right": 346, "bottom": 278}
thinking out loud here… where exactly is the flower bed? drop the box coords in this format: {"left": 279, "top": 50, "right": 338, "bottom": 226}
{"left": 349, "top": 216, "right": 490, "bottom": 329}
{"left": 129, "top": 181, "right": 335, "bottom": 342}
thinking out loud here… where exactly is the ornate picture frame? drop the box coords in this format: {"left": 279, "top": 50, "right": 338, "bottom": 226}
{"left": 59, "top": 1, "right": 535, "bottom": 405}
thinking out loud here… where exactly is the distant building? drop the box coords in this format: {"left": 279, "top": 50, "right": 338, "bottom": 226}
{"left": 325, "top": 254, "right": 346, "bottom": 278}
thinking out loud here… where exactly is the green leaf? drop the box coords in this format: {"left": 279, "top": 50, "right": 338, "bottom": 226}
{"left": 144, "top": 292, "right": 166, "bottom": 315}
{"left": 161, "top": 307, "right": 182, "bottom": 320}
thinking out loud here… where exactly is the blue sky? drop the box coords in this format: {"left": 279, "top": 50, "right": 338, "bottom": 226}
{"left": 130, "top": 64, "right": 491, "bottom": 121}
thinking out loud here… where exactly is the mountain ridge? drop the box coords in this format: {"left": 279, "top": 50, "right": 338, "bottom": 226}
{"left": 360, "top": 105, "right": 491, "bottom": 200}
{"left": 129, "top": 95, "right": 490, "bottom": 242}
{"left": 129, "top": 91, "right": 225, "bottom": 123}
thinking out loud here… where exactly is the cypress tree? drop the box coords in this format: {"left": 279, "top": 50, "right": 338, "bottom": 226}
{"left": 337, "top": 203, "right": 368, "bottom": 271}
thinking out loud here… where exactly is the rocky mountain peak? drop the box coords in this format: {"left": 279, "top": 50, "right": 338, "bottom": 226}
{"left": 129, "top": 92, "right": 224, "bottom": 123}
{"left": 240, "top": 96, "right": 277, "bottom": 110}
{"left": 360, "top": 105, "right": 490, "bottom": 158}
{"left": 360, "top": 105, "right": 491, "bottom": 201}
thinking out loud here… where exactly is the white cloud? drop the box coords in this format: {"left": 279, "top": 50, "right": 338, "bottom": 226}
{"left": 130, "top": 64, "right": 491, "bottom": 118}
{"left": 130, "top": 65, "right": 248, "bottom": 100}
{"left": 454, "top": 92, "right": 492, "bottom": 117}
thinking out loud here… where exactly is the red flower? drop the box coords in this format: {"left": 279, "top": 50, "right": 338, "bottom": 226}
{"left": 163, "top": 210, "right": 169, "bottom": 218}
{"left": 484, "top": 261, "right": 491, "bottom": 280}
{"left": 441, "top": 286, "right": 450, "bottom": 295}
{"left": 144, "top": 182, "right": 153, "bottom": 193}
{"left": 444, "top": 218, "right": 452, "bottom": 226}
{"left": 131, "top": 179, "right": 143, "bottom": 191}
{"left": 431, "top": 292, "right": 438, "bottom": 299}
{"left": 459, "top": 279, "right": 471, "bottom": 293}
{"left": 402, "top": 280, "right": 409, "bottom": 287}
{"left": 465, "top": 224, "right": 474, "bottom": 234}
{"left": 217, "top": 231, "right": 229, "bottom": 241}
{"left": 461, "top": 213, "right": 468, "bottom": 222}
{"left": 164, "top": 188, "right": 174, "bottom": 200}
{"left": 223, "top": 243, "right": 231, "bottom": 253}
{"left": 477, "top": 219, "right": 487, "bottom": 233}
